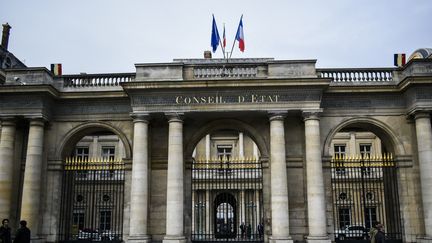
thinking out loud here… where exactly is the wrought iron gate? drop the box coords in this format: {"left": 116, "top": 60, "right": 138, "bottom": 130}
{"left": 59, "top": 157, "right": 125, "bottom": 243}
{"left": 192, "top": 157, "right": 264, "bottom": 242}
{"left": 331, "top": 154, "right": 402, "bottom": 243}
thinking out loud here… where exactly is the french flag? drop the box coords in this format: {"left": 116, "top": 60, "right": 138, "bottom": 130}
{"left": 223, "top": 25, "right": 226, "bottom": 48}
{"left": 235, "top": 15, "right": 245, "bottom": 52}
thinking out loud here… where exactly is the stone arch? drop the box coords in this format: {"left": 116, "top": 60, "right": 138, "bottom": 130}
{"left": 323, "top": 117, "right": 407, "bottom": 157}
{"left": 56, "top": 121, "right": 132, "bottom": 160}
{"left": 184, "top": 119, "right": 269, "bottom": 160}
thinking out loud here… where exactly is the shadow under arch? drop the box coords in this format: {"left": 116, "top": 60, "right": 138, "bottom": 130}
{"left": 322, "top": 117, "right": 407, "bottom": 157}
{"left": 184, "top": 119, "right": 269, "bottom": 159}
{"left": 57, "top": 121, "right": 132, "bottom": 160}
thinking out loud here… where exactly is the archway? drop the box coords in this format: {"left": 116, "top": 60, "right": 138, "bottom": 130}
{"left": 214, "top": 193, "right": 237, "bottom": 239}
{"left": 57, "top": 122, "right": 131, "bottom": 243}
{"left": 190, "top": 128, "right": 264, "bottom": 242}
{"left": 324, "top": 118, "right": 403, "bottom": 243}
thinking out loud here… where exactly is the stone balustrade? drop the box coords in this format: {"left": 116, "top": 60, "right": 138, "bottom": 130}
{"left": 193, "top": 65, "right": 258, "bottom": 79}
{"left": 317, "top": 68, "right": 395, "bottom": 83}
{"left": 63, "top": 73, "right": 135, "bottom": 87}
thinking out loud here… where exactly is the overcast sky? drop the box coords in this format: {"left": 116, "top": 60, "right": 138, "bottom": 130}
{"left": 1, "top": 0, "right": 431, "bottom": 74}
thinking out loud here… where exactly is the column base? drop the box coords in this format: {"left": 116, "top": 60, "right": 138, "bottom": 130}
{"left": 163, "top": 235, "right": 186, "bottom": 243}
{"left": 128, "top": 234, "right": 152, "bottom": 243}
{"left": 268, "top": 236, "right": 294, "bottom": 243}
{"left": 306, "top": 235, "right": 331, "bottom": 243}
{"left": 417, "top": 236, "right": 432, "bottom": 243}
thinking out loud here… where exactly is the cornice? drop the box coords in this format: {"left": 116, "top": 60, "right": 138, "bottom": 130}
{"left": 0, "top": 84, "right": 59, "bottom": 97}
{"left": 121, "top": 78, "right": 331, "bottom": 90}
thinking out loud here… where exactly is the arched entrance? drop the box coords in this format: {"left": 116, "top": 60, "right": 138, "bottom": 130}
{"left": 214, "top": 193, "right": 237, "bottom": 239}
{"left": 58, "top": 125, "right": 130, "bottom": 243}
{"left": 191, "top": 129, "right": 264, "bottom": 242}
{"left": 326, "top": 120, "right": 403, "bottom": 243}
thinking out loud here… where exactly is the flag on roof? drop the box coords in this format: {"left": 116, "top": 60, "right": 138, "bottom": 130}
{"left": 235, "top": 15, "right": 245, "bottom": 52}
{"left": 211, "top": 15, "right": 221, "bottom": 53}
{"left": 394, "top": 53, "right": 406, "bottom": 67}
{"left": 223, "top": 24, "right": 226, "bottom": 48}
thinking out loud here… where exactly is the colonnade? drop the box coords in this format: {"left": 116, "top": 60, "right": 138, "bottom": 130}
{"left": 1, "top": 111, "right": 431, "bottom": 242}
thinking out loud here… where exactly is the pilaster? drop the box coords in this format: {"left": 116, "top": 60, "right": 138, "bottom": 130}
{"left": 414, "top": 111, "right": 432, "bottom": 239}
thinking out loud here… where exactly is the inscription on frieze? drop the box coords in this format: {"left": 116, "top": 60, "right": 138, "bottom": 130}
{"left": 131, "top": 90, "right": 322, "bottom": 106}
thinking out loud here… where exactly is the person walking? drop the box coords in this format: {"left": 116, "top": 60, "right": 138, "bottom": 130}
{"left": 246, "top": 224, "right": 252, "bottom": 239}
{"left": 257, "top": 222, "right": 264, "bottom": 239}
{"left": 374, "top": 224, "right": 385, "bottom": 243}
{"left": 239, "top": 222, "right": 246, "bottom": 239}
{"left": 0, "top": 219, "right": 12, "bottom": 243}
{"left": 13, "top": 221, "right": 30, "bottom": 243}
{"left": 369, "top": 221, "right": 380, "bottom": 243}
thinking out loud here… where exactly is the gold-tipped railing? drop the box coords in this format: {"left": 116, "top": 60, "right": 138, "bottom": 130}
{"left": 331, "top": 153, "right": 395, "bottom": 167}
{"left": 193, "top": 156, "right": 260, "bottom": 169}
{"left": 64, "top": 157, "right": 125, "bottom": 170}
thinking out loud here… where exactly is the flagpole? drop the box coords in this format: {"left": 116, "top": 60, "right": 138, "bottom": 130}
{"left": 228, "top": 37, "right": 236, "bottom": 59}
{"left": 219, "top": 23, "right": 226, "bottom": 59}
{"left": 229, "top": 14, "right": 243, "bottom": 59}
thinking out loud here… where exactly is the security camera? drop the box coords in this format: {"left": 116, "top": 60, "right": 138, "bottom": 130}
{"left": 14, "top": 77, "right": 26, "bottom": 85}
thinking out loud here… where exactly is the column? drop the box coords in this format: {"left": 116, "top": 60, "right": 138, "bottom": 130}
{"left": 205, "top": 134, "right": 210, "bottom": 162}
{"left": 239, "top": 132, "right": 244, "bottom": 158}
{"left": 20, "top": 118, "right": 45, "bottom": 238}
{"left": 253, "top": 143, "right": 259, "bottom": 160}
{"left": 0, "top": 119, "right": 16, "bottom": 220}
{"left": 269, "top": 114, "right": 293, "bottom": 243}
{"left": 303, "top": 112, "right": 330, "bottom": 243}
{"left": 414, "top": 112, "right": 432, "bottom": 241}
{"left": 163, "top": 114, "right": 186, "bottom": 243}
{"left": 128, "top": 114, "right": 151, "bottom": 243}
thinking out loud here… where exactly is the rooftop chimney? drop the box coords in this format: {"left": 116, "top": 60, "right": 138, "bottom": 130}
{"left": 204, "top": 50, "right": 212, "bottom": 59}
{"left": 1, "top": 23, "right": 11, "bottom": 50}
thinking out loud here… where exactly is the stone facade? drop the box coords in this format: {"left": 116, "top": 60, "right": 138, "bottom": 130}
{"left": 0, "top": 55, "right": 431, "bottom": 243}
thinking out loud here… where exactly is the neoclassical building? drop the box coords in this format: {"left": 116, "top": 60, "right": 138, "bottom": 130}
{"left": 1, "top": 24, "right": 432, "bottom": 243}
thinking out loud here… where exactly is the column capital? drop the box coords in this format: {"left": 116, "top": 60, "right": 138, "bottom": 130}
{"left": 1, "top": 117, "right": 17, "bottom": 126}
{"left": 165, "top": 112, "right": 184, "bottom": 123}
{"left": 130, "top": 112, "right": 151, "bottom": 123}
{"left": 29, "top": 118, "right": 45, "bottom": 127}
{"left": 268, "top": 111, "right": 287, "bottom": 121}
{"left": 302, "top": 109, "right": 323, "bottom": 121}
{"left": 414, "top": 111, "right": 431, "bottom": 120}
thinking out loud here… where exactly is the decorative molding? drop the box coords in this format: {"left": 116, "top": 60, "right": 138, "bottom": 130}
{"left": 165, "top": 112, "right": 184, "bottom": 122}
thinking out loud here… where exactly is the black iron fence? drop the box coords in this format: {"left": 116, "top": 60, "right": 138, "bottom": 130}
{"left": 192, "top": 157, "right": 264, "bottom": 242}
{"left": 331, "top": 154, "right": 402, "bottom": 243}
{"left": 59, "top": 157, "right": 125, "bottom": 243}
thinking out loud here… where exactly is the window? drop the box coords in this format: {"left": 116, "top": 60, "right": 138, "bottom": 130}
{"left": 360, "top": 144, "right": 372, "bottom": 175}
{"left": 360, "top": 144, "right": 372, "bottom": 158}
{"left": 75, "top": 147, "right": 89, "bottom": 160}
{"left": 102, "top": 147, "right": 115, "bottom": 160}
{"left": 334, "top": 145, "right": 346, "bottom": 174}
{"left": 334, "top": 145, "right": 346, "bottom": 158}
{"left": 366, "top": 192, "right": 374, "bottom": 200}
{"left": 99, "top": 210, "right": 111, "bottom": 231}
{"left": 73, "top": 209, "right": 85, "bottom": 230}
{"left": 339, "top": 192, "right": 348, "bottom": 200}
{"left": 217, "top": 145, "right": 232, "bottom": 160}
{"left": 365, "top": 207, "right": 377, "bottom": 229}
{"left": 338, "top": 208, "right": 351, "bottom": 229}
{"left": 75, "top": 147, "right": 89, "bottom": 178}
